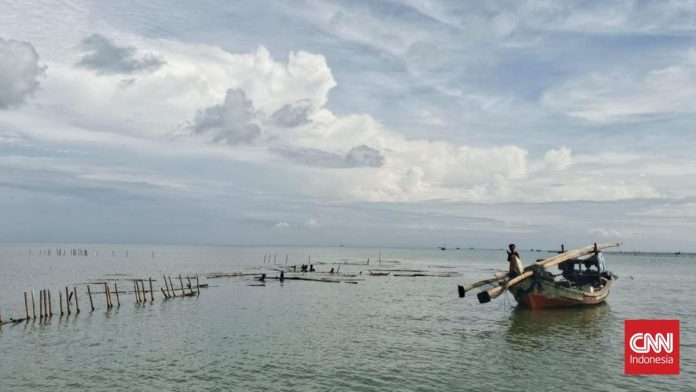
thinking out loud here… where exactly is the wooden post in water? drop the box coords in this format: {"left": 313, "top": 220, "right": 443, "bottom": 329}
{"left": 31, "top": 290, "right": 36, "bottom": 319}
{"left": 186, "top": 275, "right": 193, "bottom": 294}
{"left": 65, "top": 287, "right": 71, "bottom": 315}
{"left": 39, "top": 290, "right": 44, "bottom": 319}
{"left": 149, "top": 278, "right": 154, "bottom": 302}
{"left": 24, "top": 292, "right": 29, "bottom": 319}
{"left": 59, "top": 291, "right": 64, "bottom": 316}
{"left": 179, "top": 274, "right": 185, "bottom": 296}
{"left": 114, "top": 283, "right": 120, "bottom": 307}
{"left": 104, "top": 283, "right": 111, "bottom": 309}
{"left": 73, "top": 287, "right": 80, "bottom": 313}
{"left": 196, "top": 275, "right": 200, "bottom": 297}
{"left": 162, "top": 275, "right": 170, "bottom": 297}
{"left": 133, "top": 280, "right": 139, "bottom": 303}
{"left": 168, "top": 276, "right": 176, "bottom": 297}
{"left": 140, "top": 280, "right": 147, "bottom": 302}
{"left": 48, "top": 289, "right": 53, "bottom": 317}
{"left": 87, "top": 285, "right": 94, "bottom": 311}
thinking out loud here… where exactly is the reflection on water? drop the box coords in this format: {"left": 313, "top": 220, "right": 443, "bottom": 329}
{"left": 505, "top": 304, "right": 613, "bottom": 350}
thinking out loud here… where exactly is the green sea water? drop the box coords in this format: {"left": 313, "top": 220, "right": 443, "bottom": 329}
{"left": 0, "top": 245, "right": 693, "bottom": 391}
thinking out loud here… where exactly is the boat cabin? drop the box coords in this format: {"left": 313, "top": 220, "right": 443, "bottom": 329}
{"left": 557, "top": 252, "right": 610, "bottom": 288}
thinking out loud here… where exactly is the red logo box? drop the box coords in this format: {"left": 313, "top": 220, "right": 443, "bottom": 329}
{"left": 625, "top": 320, "right": 680, "bottom": 375}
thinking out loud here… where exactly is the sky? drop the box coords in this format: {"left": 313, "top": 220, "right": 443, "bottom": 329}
{"left": 1, "top": 0, "right": 696, "bottom": 250}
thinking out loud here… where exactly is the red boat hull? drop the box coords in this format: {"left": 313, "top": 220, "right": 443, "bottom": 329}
{"left": 512, "top": 278, "right": 612, "bottom": 310}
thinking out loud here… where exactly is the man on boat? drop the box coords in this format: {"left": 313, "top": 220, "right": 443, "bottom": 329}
{"left": 507, "top": 244, "right": 524, "bottom": 277}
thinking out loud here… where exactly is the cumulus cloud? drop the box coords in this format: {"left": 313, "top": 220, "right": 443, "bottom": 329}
{"left": 544, "top": 147, "right": 572, "bottom": 170}
{"left": 0, "top": 37, "right": 43, "bottom": 108}
{"left": 77, "top": 34, "right": 164, "bottom": 74}
{"left": 188, "top": 88, "right": 261, "bottom": 145}
{"left": 345, "top": 145, "right": 385, "bottom": 167}
{"left": 271, "top": 101, "right": 314, "bottom": 127}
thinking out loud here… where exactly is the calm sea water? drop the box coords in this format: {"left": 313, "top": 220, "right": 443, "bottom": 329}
{"left": 0, "top": 245, "right": 693, "bottom": 391}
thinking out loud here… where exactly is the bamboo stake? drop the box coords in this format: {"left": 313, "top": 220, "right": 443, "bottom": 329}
{"left": 87, "top": 285, "right": 94, "bottom": 311}
{"left": 114, "top": 283, "right": 120, "bottom": 306}
{"left": 160, "top": 287, "right": 168, "bottom": 298}
{"left": 140, "top": 280, "right": 147, "bottom": 302}
{"left": 196, "top": 275, "right": 200, "bottom": 297}
{"left": 39, "top": 290, "right": 44, "bottom": 318}
{"left": 59, "top": 291, "right": 64, "bottom": 315}
{"left": 134, "top": 280, "right": 139, "bottom": 303}
{"left": 162, "top": 275, "right": 170, "bottom": 297}
{"left": 187, "top": 275, "right": 193, "bottom": 294}
{"left": 24, "top": 292, "right": 29, "bottom": 319}
{"left": 65, "top": 287, "right": 71, "bottom": 315}
{"left": 73, "top": 287, "right": 80, "bottom": 313}
{"left": 31, "top": 290, "right": 36, "bottom": 319}
{"left": 179, "top": 274, "right": 185, "bottom": 296}
{"left": 48, "top": 289, "right": 53, "bottom": 317}
{"left": 149, "top": 278, "right": 154, "bottom": 302}
{"left": 169, "top": 276, "right": 176, "bottom": 297}
{"left": 104, "top": 283, "right": 111, "bottom": 308}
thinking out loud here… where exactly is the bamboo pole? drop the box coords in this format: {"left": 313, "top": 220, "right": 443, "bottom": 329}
{"left": 87, "top": 285, "right": 94, "bottom": 311}
{"left": 196, "top": 275, "right": 200, "bottom": 297}
{"left": 24, "top": 292, "right": 29, "bottom": 319}
{"left": 162, "top": 275, "right": 170, "bottom": 297}
{"left": 48, "top": 289, "right": 53, "bottom": 317}
{"left": 65, "top": 287, "right": 71, "bottom": 315}
{"left": 149, "top": 278, "right": 154, "bottom": 302}
{"left": 477, "top": 242, "right": 620, "bottom": 303}
{"left": 114, "top": 283, "right": 120, "bottom": 307}
{"left": 31, "top": 290, "right": 36, "bottom": 319}
{"left": 186, "top": 275, "right": 193, "bottom": 294}
{"left": 458, "top": 272, "right": 509, "bottom": 298}
{"left": 179, "top": 274, "right": 185, "bottom": 296}
{"left": 168, "top": 276, "right": 176, "bottom": 297}
{"left": 134, "top": 280, "right": 140, "bottom": 303}
{"left": 140, "top": 280, "right": 147, "bottom": 302}
{"left": 39, "top": 290, "right": 44, "bottom": 318}
{"left": 104, "top": 283, "right": 111, "bottom": 308}
{"left": 59, "top": 291, "right": 64, "bottom": 315}
{"left": 73, "top": 287, "right": 80, "bottom": 313}
{"left": 160, "top": 287, "right": 168, "bottom": 298}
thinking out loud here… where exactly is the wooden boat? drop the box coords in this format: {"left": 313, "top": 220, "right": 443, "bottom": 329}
{"left": 458, "top": 243, "right": 620, "bottom": 310}
{"left": 509, "top": 252, "right": 616, "bottom": 309}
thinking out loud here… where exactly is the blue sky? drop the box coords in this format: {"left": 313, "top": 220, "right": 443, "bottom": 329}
{"left": 1, "top": 0, "right": 696, "bottom": 250}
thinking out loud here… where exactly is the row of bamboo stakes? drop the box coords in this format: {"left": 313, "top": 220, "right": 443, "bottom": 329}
{"left": 0, "top": 274, "right": 200, "bottom": 325}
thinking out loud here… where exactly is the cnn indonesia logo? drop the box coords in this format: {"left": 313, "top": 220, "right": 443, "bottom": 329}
{"left": 625, "top": 320, "right": 680, "bottom": 375}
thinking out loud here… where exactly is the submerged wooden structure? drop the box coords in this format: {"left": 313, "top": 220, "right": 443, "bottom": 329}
{"left": 458, "top": 243, "right": 621, "bottom": 309}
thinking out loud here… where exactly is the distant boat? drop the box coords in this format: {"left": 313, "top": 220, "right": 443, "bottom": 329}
{"left": 439, "top": 244, "right": 446, "bottom": 251}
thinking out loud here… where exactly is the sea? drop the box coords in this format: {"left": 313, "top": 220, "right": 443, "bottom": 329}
{"left": 0, "top": 245, "right": 693, "bottom": 391}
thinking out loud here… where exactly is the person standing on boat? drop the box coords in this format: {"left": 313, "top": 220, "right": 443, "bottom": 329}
{"left": 507, "top": 244, "right": 524, "bottom": 277}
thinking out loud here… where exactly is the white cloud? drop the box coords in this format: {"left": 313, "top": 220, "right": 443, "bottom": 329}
{"left": 189, "top": 88, "right": 261, "bottom": 145}
{"left": 0, "top": 37, "right": 43, "bottom": 108}
{"left": 542, "top": 50, "right": 696, "bottom": 122}
{"left": 78, "top": 34, "right": 164, "bottom": 74}
{"left": 272, "top": 221, "right": 290, "bottom": 230}
{"left": 544, "top": 147, "right": 572, "bottom": 170}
